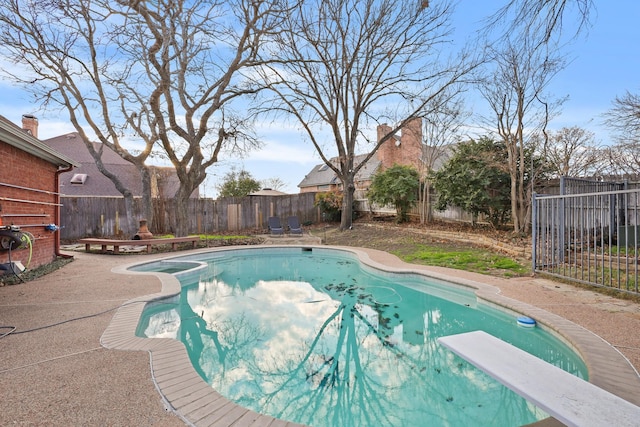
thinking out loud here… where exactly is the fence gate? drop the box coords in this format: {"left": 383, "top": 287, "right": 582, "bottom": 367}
{"left": 532, "top": 178, "right": 640, "bottom": 295}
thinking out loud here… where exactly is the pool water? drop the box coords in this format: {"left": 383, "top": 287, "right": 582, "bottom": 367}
{"left": 135, "top": 248, "right": 587, "bottom": 427}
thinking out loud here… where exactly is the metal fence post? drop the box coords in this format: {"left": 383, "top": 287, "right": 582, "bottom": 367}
{"left": 531, "top": 192, "right": 537, "bottom": 273}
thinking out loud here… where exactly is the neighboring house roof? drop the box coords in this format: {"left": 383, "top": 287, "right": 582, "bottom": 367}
{"left": 250, "top": 188, "right": 288, "bottom": 196}
{"left": 355, "top": 154, "right": 382, "bottom": 182}
{"left": 66, "top": 163, "right": 143, "bottom": 197}
{"left": 44, "top": 132, "right": 130, "bottom": 164}
{"left": 422, "top": 144, "right": 454, "bottom": 172}
{"left": 42, "top": 131, "right": 194, "bottom": 198}
{"left": 0, "top": 115, "right": 76, "bottom": 168}
{"left": 299, "top": 119, "right": 427, "bottom": 190}
{"left": 43, "top": 132, "right": 144, "bottom": 197}
{"left": 298, "top": 154, "right": 381, "bottom": 189}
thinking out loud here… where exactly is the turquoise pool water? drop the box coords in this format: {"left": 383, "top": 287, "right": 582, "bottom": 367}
{"left": 134, "top": 247, "right": 587, "bottom": 427}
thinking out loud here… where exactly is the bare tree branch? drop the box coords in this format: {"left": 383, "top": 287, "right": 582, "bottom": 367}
{"left": 605, "top": 91, "right": 640, "bottom": 143}
{"left": 602, "top": 91, "right": 640, "bottom": 176}
{"left": 541, "top": 126, "right": 603, "bottom": 177}
{"left": 485, "top": 0, "right": 594, "bottom": 46}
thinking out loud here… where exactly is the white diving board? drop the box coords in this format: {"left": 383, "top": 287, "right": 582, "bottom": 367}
{"left": 438, "top": 330, "right": 640, "bottom": 427}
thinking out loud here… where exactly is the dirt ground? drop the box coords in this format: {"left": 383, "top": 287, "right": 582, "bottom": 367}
{"left": 315, "top": 219, "right": 531, "bottom": 265}
{"left": 321, "top": 217, "right": 526, "bottom": 240}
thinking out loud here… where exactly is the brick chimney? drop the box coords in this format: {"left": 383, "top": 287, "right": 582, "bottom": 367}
{"left": 376, "top": 123, "right": 395, "bottom": 168}
{"left": 376, "top": 118, "right": 423, "bottom": 170}
{"left": 22, "top": 114, "right": 38, "bottom": 139}
{"left": 398, "top": 117, "right": 422, "bottom": 170}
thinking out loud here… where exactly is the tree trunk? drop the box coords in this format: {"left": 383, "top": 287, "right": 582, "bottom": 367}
{"left": 424, "top": 181, "right": 433, "bottom": 223}
{"left": 92, "top": 157, "right": 137, "bottom": 235}
{"left": 173, "top": 186, "right": 192, "bottom": 237}
{"left": 122, "top": 192, "right": 137, "bottom": 237}
{"left": 507, "top": 142, "right": 520, "bottom": 233}
{"left": 340, "top": 176, "right": 355, "bottom": 231}
{"left": 138, "top": 165, "right": 154, "bottom": 229}
{"left": 419, "top": 178, "right": 426, "bottom": 224}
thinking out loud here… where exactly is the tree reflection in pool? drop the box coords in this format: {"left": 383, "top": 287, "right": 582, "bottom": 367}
{"left": 135, "top": 248, "right": 586, "bottom": 427}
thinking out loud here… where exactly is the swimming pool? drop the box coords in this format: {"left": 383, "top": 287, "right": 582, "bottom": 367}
{"left": 133, "top": 247, "right": 587, "bottom": 427}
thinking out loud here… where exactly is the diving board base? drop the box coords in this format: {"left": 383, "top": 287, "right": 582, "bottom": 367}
{"left": 438, "top": 330, "right": 640, "bottom": 427}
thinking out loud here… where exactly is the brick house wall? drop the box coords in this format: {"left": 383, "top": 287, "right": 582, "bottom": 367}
{"left": 0, "top": 141, "right": 59, "bottom": 269}
{"left": 0, "top": 116, "right": 74, "bottom": 271}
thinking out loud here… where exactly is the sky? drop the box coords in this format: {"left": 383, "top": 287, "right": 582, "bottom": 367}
{"left": 0, "top": 1, "right": 638, "bottom": 197}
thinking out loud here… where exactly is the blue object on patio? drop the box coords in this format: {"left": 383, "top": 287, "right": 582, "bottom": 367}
{"left": 287, "top": 216, "right": 303, "bottom": 235}
{"left": 268, "top": 217, "right": 284, "bottom": 236}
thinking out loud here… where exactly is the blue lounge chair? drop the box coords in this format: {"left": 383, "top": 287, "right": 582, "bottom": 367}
{"left": 268, "top": 216, "right": 284, "bottom": 236}
{"left": 287, "top": 216, "right": 303, "bottom": 235}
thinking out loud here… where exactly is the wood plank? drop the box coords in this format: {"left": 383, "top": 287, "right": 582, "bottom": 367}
{"left": 437, "top": 331, "right": 640, "bottom": 427}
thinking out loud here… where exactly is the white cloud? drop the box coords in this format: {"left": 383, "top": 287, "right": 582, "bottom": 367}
{"left": 244, "top": 140, "right": 320, "bottom": 164}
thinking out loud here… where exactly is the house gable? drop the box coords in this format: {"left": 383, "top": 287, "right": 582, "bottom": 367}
{"left": 43, "top": 132, "right": 144, "bottom": 197}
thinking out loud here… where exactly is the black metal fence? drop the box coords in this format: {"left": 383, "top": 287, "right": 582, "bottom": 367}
{"left": 532, "top": 177, "right": 640, "bottom": 295}
{"left": 60, "top": 193, "right": 319, "bottom": 240}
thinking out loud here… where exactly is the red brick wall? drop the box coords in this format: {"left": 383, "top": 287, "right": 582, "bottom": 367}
{"left": 0, "top": 140, "right": 60, "bottom": 270}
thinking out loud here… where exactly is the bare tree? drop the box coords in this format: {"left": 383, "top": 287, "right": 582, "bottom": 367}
{"left": 478, "top": 39, "right": 566, "bottom": 233}
{"left": 543, "top": 126, "right": 603, "bottom": 178}
{"left": 607, "top": 91, "right": 640, "bottom": 141}
{"left": 604, "top": 91, "right": 640, "bottom": 175}
{"left": 603, "top": 142, "right": 640, "bottom": 178}
{"left": 0, "top": 0, "right": 281, "bottom": 236}
{"left": 261, "top": 177, "right": 287, "bottom": 191}
{"left": 257, "top": 0, "right": 477, "bottom": 230}
{"left": 419, "top": 93, "right": 467, "bottom": 223}
{"left": 476, "top": 0, "right": 597, "bottom": 234}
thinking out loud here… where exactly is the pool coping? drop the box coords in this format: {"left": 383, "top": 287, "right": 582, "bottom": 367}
{"left": 103, "top": 245, "right": 640, "bottom": 427}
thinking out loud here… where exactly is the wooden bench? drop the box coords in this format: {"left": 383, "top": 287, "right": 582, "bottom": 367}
{"left": 438, "top": 331, "right": 640, "bottom": 427}
{"left": 78, "top": 236, "right": 200, "bottom": 254}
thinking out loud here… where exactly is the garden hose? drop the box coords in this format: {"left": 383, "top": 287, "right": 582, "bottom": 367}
{"left": 20, "top": 231, "right": 33, "bottom": 270}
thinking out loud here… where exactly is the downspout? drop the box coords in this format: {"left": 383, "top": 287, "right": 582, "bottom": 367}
{"left": 55, "top": 165, "right": 74, "bottom": 259}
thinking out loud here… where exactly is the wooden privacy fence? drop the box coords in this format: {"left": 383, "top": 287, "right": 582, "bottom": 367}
{"left": 60, "top": 193, "right": 320, "bottom": 240}
{"left": 353, "top": 189, "right": 481, "bottom": 223}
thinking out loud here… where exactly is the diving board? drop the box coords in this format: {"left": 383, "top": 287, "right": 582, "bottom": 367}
{"left": 438, "top": 330, "right": 640, "bottom": 427}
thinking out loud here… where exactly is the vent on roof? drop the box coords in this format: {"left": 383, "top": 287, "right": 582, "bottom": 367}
{"left": 70, "top": 173, "right": 87, "bottom": 185}
{"left": 318, "top": 164, "right": 329, "bottom": 171}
